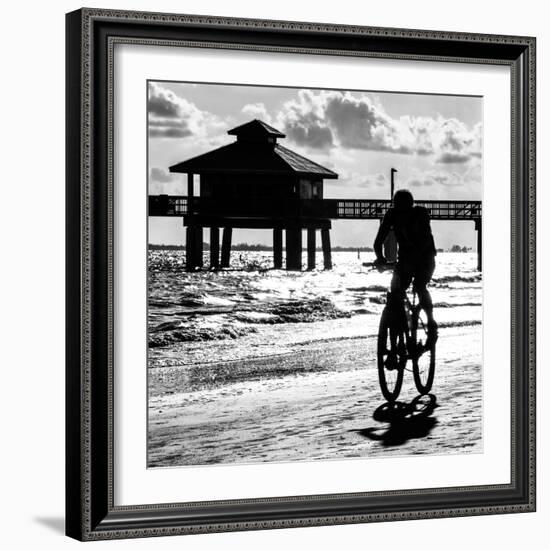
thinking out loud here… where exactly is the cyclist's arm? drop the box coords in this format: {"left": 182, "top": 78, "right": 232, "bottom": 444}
{"left": 415, "top": 208, "right": 435, "bottom": 255}
{"left": 374, "top": 210, "right": 393, "bottom": 261}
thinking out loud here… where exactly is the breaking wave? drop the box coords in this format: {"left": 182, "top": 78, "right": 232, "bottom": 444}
{"left": 149, "top": 297, "right": 352, "bottom": 348}
{"left": 433, "top": 274, "right": 482, "bottom": 285}
{"left": 148, "top": 250, "right": 482, "bottom": 350}
{"left": 149, "top": 324, "right": 256, "bottom": 348}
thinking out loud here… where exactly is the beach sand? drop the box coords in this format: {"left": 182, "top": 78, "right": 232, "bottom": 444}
{"left": 148, "top": 323, "right": 482, "bottom": 467}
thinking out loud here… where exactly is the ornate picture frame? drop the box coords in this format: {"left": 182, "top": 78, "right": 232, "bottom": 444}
{"left": 65, "top": 8, "right": 536, "bottom": 541}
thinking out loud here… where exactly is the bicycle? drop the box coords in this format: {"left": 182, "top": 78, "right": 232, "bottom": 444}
{"left": 364, "top": 262, "right": 436, "bottom": 402}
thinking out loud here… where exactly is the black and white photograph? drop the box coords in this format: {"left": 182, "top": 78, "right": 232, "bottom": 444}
{"left": 146, "top": 81, "right": 483, "bottom": 468}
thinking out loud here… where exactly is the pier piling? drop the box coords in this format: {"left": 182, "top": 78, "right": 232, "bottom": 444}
{"left": 221, "top": 227, "right": 232, "bottom": 268}
{"left": 307, "top": 228, "right": 316, "bottom": 270}
{"left": 185, "top": 226, "right": 195, "bottom": 271}
{"left": 321, "top": 229, "right": 332, "bottom": 270}
{"left": 475, "top": 219, "right": 482, "bottom": 271}
{"left": 273, "top": 228, "right": 283, "bottom": 269}
{"left": 210, "top": 226, "right": 220, "bottom": 269}
{"left": 286, "top": 228, "right": 302, "bottom": 270}
{"left": 194, "top": 227, "right": 204, "bottom": 268}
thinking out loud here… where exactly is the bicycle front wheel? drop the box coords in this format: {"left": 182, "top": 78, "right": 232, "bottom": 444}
{"left": 411, "top": 307, "right": 436, "bottom": 394}
{"left": 377, "top": 306, "right": 406, "bottom": 402}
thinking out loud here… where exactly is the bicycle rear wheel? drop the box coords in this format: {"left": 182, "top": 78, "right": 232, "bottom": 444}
{"left": 411, "top": 307, "right": 436, "bottom": 394}
{"left": 377, "top": 306, "right": 406, "bottom": 402}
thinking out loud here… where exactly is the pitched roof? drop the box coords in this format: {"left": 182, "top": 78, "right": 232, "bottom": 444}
{"left": 227, "top": 119, "right": 286, "bottom": 139}
{"left": 274, "top": 144, "right": 336, "bottom": 177}
{"left": 169, "top": 120, "right": 338, "bottom": 179}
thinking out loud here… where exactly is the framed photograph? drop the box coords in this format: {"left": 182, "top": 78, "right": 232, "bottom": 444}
{"left": 65, "top": 8, "right": 536, "bottom": 541}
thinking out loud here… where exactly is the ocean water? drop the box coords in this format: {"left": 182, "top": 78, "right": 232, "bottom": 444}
{"left": 148, "top": 251, "right": 482, "bottom": 368}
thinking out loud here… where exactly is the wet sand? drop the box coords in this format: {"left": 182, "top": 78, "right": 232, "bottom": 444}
{"left": 148, "top": 324, "right": 482, "bottom": 467}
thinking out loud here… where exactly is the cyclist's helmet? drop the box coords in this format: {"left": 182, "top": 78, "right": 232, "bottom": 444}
{"left": 393, "top": 189, "right": 414, "bottom": 211}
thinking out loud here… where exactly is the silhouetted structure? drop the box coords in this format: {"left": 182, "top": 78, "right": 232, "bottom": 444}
{"left": 151, "top": 120, "right": 483, "bottom": 271}
{"left": 167, "top": 119, "right": 338, "bottom": 270}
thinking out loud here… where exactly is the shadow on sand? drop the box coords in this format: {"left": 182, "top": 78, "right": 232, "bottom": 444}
{"left": 352, "top": 394, "right": 438, "bottom": 447}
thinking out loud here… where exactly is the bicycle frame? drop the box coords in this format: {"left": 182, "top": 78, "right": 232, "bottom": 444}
{"left": 371, "top": 261, "right": 437, "bottom": 399}
{"left": 366, "top": 262, "right": 424, "bottom": 358}
{"left": 387, "top": 289, "right": 419, "bottom": 361}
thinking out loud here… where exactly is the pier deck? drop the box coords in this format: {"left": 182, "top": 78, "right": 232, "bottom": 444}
{"left": 149, "top": 195, "right": 481, "bottom": 221}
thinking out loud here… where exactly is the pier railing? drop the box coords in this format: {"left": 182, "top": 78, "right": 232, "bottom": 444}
{"left": 149, "top": 195, "right": 189, "bottom": 216}
{"left": 324, "top": 199, "right": 481, "bottom": 220}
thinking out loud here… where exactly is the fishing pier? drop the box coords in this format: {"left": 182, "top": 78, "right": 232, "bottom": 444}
{"left": 150, "top": 119, "right": 482, "bottom": 271}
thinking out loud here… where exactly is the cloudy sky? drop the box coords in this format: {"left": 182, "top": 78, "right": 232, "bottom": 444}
{"left": 148, "top": 81, "right": 482, "bottom": 249}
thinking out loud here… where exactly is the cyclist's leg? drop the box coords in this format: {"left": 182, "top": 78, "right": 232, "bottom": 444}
{"left": 390, "top": 261, "right": 412, "bottom": 296}
{"left": 414, "top": 284, "right": 435, "bottom": 324}
{"left": 383, "top": 265, "right": 410, "bottom": 366}
{"left": 388, "top": 262, "right": 412, "bottom": 330}
{"left": 413, "top": 257, "right": 437, "bottom": 346}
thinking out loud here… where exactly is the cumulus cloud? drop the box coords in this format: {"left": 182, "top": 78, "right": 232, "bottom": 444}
{"left": 148, "top": 83, "right": 224, "bottom": 139}
{"left": 324, "top": 93, "right": 406, "bottom": 152}
{"left": 267, "top": 89, "right": 481, "bottom": 163}
{"left": 275, "top": 92, "right": 334, "bottom": 150}
{"left": 409, "top": 178, "right": 430, "bottom": 187}
{"left": 434, "top": 120, "right": 482, "bottom": 163}
{"left": 287, "top": 123, "right": 334, "bottom": 149}
{"left": 335, "top": 170, "right": 389, "bottom": 189}
{"left": 437, "top": 152, "right": 471, "bottom": 164}
{"left": 406, "top": 170, "right": 468, "bottom": 188}
{"left": 148, "top": 166, "right": 186, "bottom": 195}
{"left": 149, "top": 167, "right": 175, "bottom": 183}
{"left": 148, "top": 87, "right": 181, "bottom": 118}
{"left": 241, "top": 102, "right": 271, "bottom": 121}
{"left": 357, "top": 173, "right": 389, "bottom": 188}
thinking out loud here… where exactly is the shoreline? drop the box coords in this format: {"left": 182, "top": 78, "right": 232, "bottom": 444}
{"left": 148, "top": 324, "right": 482, "bottom": 467}
{"left": 148, "top": 312, "right": 481, "bottom": 369}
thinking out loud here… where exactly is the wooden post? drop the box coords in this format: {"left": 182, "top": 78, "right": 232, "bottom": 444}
{"left": 307, "top": 228, "right": 316, "bottom": 270}
{"left": 186, "top": 174, "right": 196, "bottom": 270}
{"left": 286, "top": 228, "right": 302, "bottom": 270}
{"left": 476, "top": 219, "right": 482, "bottom": 271}
{"left": 194, "top": 226, "right": 203, "bottom": 268}
{"left": 321, "top": 228, "right": 332, "bottom": 270}
{"left": 185, "top": 226, "right": 195, "bottom": 271}
{"left": 273, "top": 228, "right": 283, "bottom": 269}
{"left": 221, "top": 227, "right": 232, "bottom": 268}
{"left": 210, "top": 227, "right": 220, "bottom": 269}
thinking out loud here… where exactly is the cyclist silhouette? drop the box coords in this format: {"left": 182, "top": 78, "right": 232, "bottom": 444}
{"left": 373, "top": 189, "right": 438, "bottom": 349}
